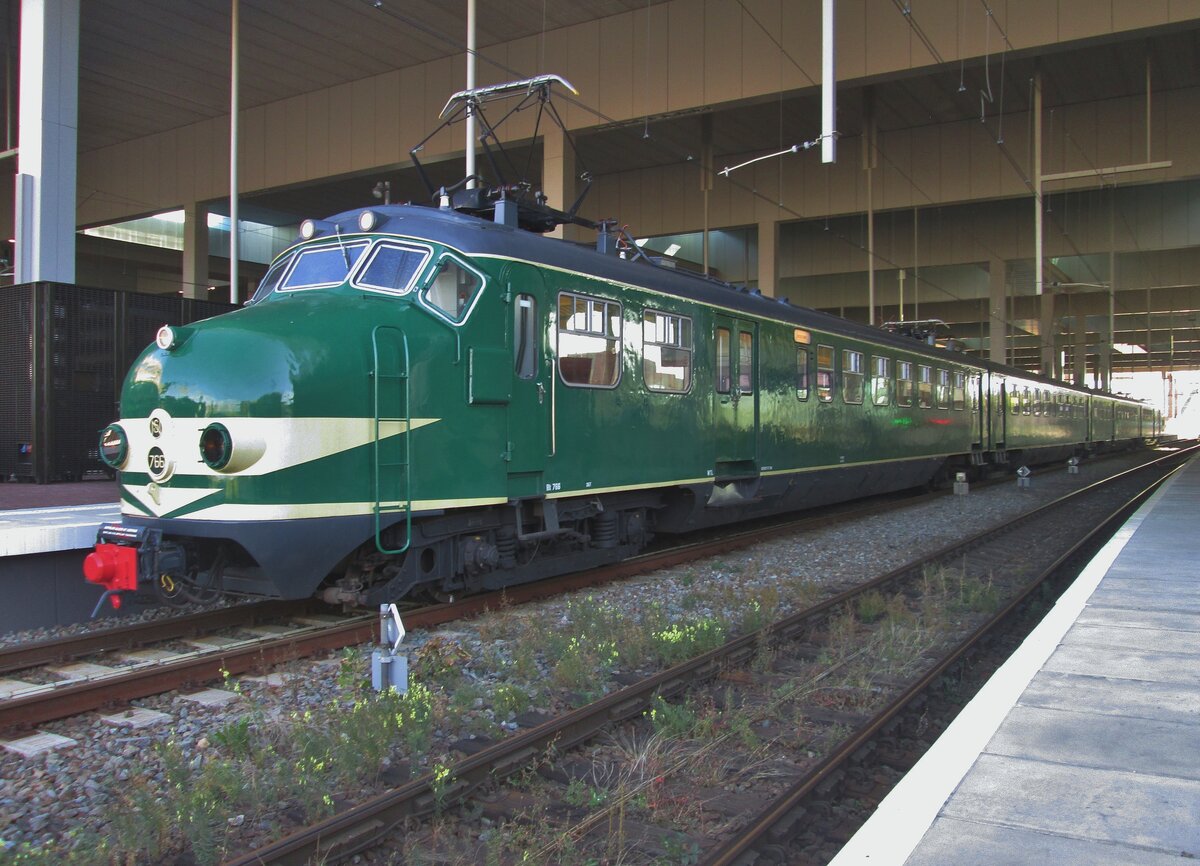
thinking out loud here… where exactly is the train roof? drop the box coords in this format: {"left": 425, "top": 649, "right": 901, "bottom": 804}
{"left": 315, "top": 202, "right": 1140, "bottom": 404}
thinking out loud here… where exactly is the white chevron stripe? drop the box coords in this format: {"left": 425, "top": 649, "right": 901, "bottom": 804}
{"left": 116, "top": 416, "right": 439, "bottom": 480}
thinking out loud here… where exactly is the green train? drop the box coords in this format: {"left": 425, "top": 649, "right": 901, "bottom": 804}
{"left": 83, "top": 194, "right": 1158, "bottom": 610}
{"left": 83, "top": 75, "right": 1159, "bottom": 611}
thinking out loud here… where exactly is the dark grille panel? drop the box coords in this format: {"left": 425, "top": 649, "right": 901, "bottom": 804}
{"left": 49, "top": 284, "right": 117, "bottom": 481}
{"left": 0, "top": 283, "right": 235, "bottom": 482}
{"left": 0, "top": 285, "right": 34, "bottom": 480}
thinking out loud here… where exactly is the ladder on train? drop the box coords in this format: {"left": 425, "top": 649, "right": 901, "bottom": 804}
{"left": 371, "top": 325, "right": 412, "bottom": 555}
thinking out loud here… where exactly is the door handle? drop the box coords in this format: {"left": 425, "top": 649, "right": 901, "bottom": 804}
{"left": 536, "top": 382, "right": 545, "bottom": 404}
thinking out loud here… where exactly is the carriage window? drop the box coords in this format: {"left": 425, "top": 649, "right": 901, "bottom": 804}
{"left": 936, "top": 369, "right": 950, "bottom": 409}
{"left": 816, "top": 344, "right": 835, "bottom": 402}
{"left": 422, "top": 257, "right": 483, "bottom": 321}
{"left": 842, "top": 349, "right": 864, "bottom": 405}
{"left": 738, "top": 332, "right": 754, "bottom": 393}
{"left": 354, "top": 242, "right": 430, "bottom": 295}
{"left": 558, "top": 292, "right": 621, "bottom": 387}
{"left": 643, "top": 311, "right": 692, "bottom": 393}
{"left": 514, "top": 294, "right": 538, "bottom": 379}
{"left": 716, "top": 328, "right": 731, "bottom": 393}
{"left": 1009, "top": 387, "right": 1020, "bottom": 414}
{"left": 280, "top": 240, "right": 371, "bottom": 291}
{"left": 897, "top": 360, "right": 914, "bottom": 407}
{"left": 796, "top": 347, "right": 810, "bottom": 400}
{"left": 872, "top": 356, "right": 891, "bottom": 406}
{"left": 953, "top": 371, "right": 966, "bottom": 410}
{"left": 1023, "top": 387, "right": 1032, "bottom": 415}
{"left": 918, "top": 365, "right": 933, "bottom": 409}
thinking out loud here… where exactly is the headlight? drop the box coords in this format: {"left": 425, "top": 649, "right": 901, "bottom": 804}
{"left": 358, "top": 210, "right": 378, "bottom": 231}
{"left": 155, "top": 324, "right": 192, "bottom": 352}
{"left": 199, "top": 423, "right": 232, "bottom": 470}
{"left": 98, "top": 424, "right": 128, "bottom": 468}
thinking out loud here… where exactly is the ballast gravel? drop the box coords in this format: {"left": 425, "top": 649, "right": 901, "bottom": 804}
{"left": 0, "top": 453, "right": 1158, "bottom": 857}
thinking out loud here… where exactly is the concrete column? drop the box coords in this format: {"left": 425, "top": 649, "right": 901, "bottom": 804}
{"left": 542, "top": 126, "right": 575, "bottom": 241}
{"left": 15, "top": 0, "right": 79, "bottom": 284}
{"left": 1039, "top": 290, "right": 1056, "bottom": 378}
{"left": 182, "top": 202, "right": 209, "bottom": 299}
{"left": 757, "top": 219, "right": 779, "bottom": 298}
{"left": 988, "top": 258, "right": 1007, "bottom": 365}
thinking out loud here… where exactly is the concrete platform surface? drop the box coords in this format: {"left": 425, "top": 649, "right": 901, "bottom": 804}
{"left": 831, "top": 455, "right": 1200, "bottom": 865}
{"left": 0, "top": 502, "right": 120, "bottom": 556}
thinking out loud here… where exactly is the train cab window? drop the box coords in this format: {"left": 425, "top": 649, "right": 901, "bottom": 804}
{"left": 558, "top": 292, "right": 621, "bottom": 387}
{"left": 514, "top": 295, "right": 538, "bottom": 379}
{"left": 816, "top": 344, "right": 835, "bottom": 402}
{"left": 422, "top": 257, "right": 483, "bottom": 322}
{"left": 354, "top": 242, "right": 430, "bottom": 296}
{"left": 842, "top": 349, "right": 864, "bottom": 404}
{"left": 897, "top": 361, "right": 914, "bottom": 407}
{"left": 250, "top": 256, "right": 290, "bottom": 303}
{"left": 952, "top": 371, "right": 966, "bottom": 410}
{"left": 280, "top": 240, "right": 371, "bottom": 292}
{"left": 643, "top": 311, "right": 692, "bottom": 393}
{"left": 796, "top": 347, "right": 810, "bottom": 400}
{"left": 935, "top": 369, "right": 950, "bottom": 409}
{"left": 917, "top": 365, "right": 933, "bottom": 408}
{"left": 872, "top": 356, "right": 891, "bottom": 406}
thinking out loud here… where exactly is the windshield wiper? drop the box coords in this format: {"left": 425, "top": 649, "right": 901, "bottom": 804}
{"left": 335, "top": 224, "right": 350, "bottom": 269}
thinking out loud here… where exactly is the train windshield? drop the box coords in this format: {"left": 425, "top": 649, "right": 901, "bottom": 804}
{"left": 248, "top": 240, "right": 372, "bottom": 303}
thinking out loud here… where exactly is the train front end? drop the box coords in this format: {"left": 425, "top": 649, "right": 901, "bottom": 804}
{"left": 83, "top": 207, "right": 478, "bottom": 610}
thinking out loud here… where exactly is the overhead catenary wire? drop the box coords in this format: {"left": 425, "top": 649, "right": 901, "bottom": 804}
{"left": 349, "top": 0, "right": 1154, "bottom": 354}
{"left": 350, "top": 0, "right": 1036, "bottom": 334}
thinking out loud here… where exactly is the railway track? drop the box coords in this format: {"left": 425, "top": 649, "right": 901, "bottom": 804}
{"left": 0, "top": 478, "right": 956, "bottom": 735}
{"left": 216, "top": 444, "right": 1194, "bottom": 865}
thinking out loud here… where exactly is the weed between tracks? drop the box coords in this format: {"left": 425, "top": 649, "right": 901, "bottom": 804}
{"left": 0, "top": 555, "right": 1005, "bottom": 865}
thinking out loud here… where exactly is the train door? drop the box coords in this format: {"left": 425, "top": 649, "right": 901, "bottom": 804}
{"left": 713, "top": 315, "right": 758, "bottom": 467}
{"left": 503, "top": 263, "right": 549, "bottom": 498}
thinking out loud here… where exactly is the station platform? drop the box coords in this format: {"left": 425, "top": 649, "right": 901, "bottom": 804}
{"left": 832, "top": 455, "right": 1200, "bottom": 865}
{"left": 0, "top": 484, "right": 121, "bottom": 632}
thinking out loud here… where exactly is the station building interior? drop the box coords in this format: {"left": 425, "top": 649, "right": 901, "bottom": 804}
{"left": 5, "top": 0, "right": 1200, "bottom": 433}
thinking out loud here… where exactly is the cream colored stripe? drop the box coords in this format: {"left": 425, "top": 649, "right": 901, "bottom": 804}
{"left": 121, "top": 495, "right": 507, "bottom": 522}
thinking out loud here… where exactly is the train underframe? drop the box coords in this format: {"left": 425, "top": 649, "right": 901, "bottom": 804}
{"left": 88, "top": 439, "right": 1144, "bottom": 611}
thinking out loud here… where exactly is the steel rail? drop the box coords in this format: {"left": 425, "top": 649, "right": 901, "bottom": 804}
{"left": 224, "top": 446, "right": 1196, "bottom": 866}
{"left": 0, "top": 599, "right": 318, "bottom": 676}
{"left": 2, "top": 448, "right": 1178, "bottom": 734}
{"left": 699, "top": 457, "right": 1190, "bottom": 864}
{"left": 0, "top": 483, "right": 941, "bottom": 732}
